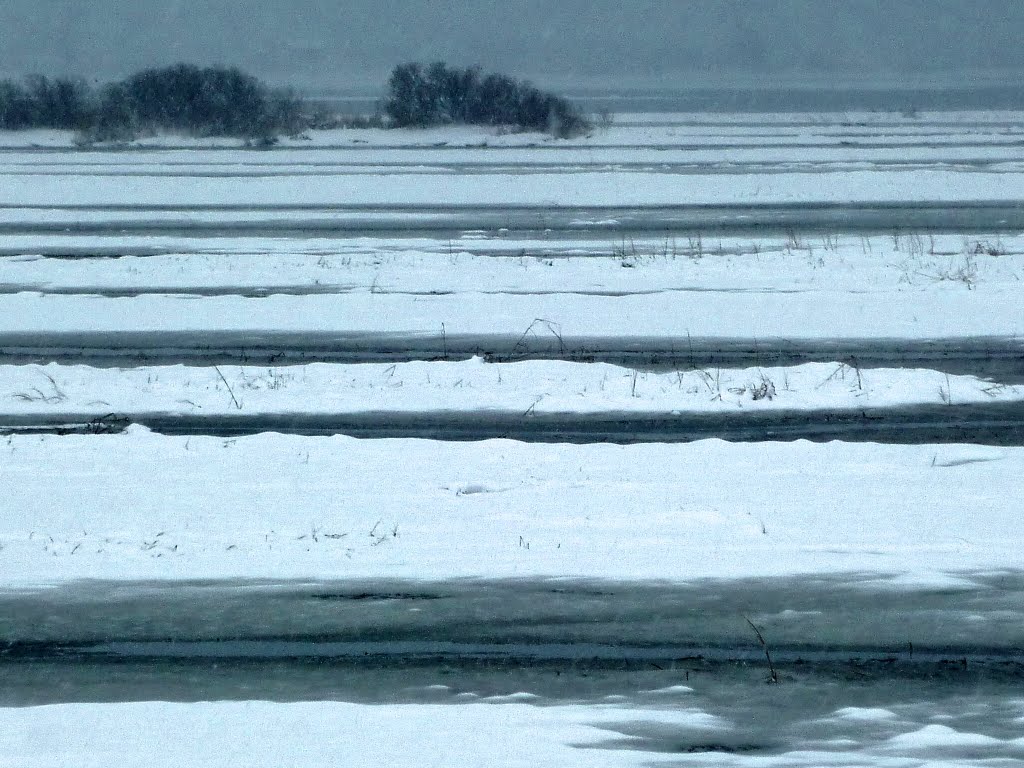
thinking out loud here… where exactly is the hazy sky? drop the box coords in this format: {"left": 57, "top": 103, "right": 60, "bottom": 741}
{"left": 3, "top": 1, "right": 1024, "bottom": 91}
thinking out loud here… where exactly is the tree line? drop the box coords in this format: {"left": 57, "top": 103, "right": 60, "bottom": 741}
{"left": 0, "top": 62, "right": 591, "bottom": 142}
{"left": 0, "top": 65, "right": 304, "bottom": 143}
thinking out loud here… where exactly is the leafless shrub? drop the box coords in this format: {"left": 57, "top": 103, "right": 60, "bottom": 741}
{"left": 745, "top": 617, "right": 779, "bottom": 684}
{"left": 751, "top": 373, "right": 777, "bottom": 401}
{"left": 816, "top": 361, "right": 863, "bottom": 391}
{"left": 512, "top": 318, "right": 564, "bottom": 356}
{"left": 932, "top": 254, "right": 978, "bottom": 289}
{"left": 966, "top": 238, "right": 1006, "bottom": 257}
{"left": 938, "top": 373, "right": 953, "bottom": 405}
{"left": 13, "top": 372, "right": 67, "bottom": 404}
{"left": 697, "top": 369, "right": 723, "bottom": 401}
{"left": 687, "top": 233, "right": 705, "bottom": 259}
{"left": 214, "top": 366, "right": 243, "bottom": 410}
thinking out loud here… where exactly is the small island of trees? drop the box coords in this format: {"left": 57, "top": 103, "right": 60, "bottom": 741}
{"left": 383, "top": 62, "right": 590, "bottom": 138}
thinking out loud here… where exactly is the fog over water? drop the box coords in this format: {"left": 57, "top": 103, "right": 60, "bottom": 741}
{"left": 2, "top": 0, "right": 1024, "bottom": 96}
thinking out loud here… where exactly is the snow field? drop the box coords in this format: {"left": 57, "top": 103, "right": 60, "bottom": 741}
{"left": 0, "top": 112, "right": 1021, "bottom": 588}
{"left": 4, "top": 113, "right": 1020, "bottom": 589}
{"left": 0, "top": 288, "right": 1020, "bottom": 341}
{"left": 0, "top": 429, "right": 1017, "bottom": 586}
{"left": 0, "top": 700, "right": 708, "bottom": 768}
{"left": 4, "top": 697, "right": 1024, "bottom": 767}
{"left": 2, "top": 110, "right": 1024, "bottom": 766}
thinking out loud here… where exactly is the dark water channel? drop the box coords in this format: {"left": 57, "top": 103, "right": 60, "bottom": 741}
{"left": 2, "top": 573, "right": 1023, "bottom": 707}
{"left": 4, "top": 402, "right": 1024, "bottom": 445}
{"left": 2, "top": 334, "right": 1022, "bottom": 379}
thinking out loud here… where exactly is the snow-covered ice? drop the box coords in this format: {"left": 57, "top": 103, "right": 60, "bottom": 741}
{"left": 4, "top": 695, "right": 1024, "bottom": 767}
{"left": 0, "top": 428, "right": 1020, "bottom": 586}
{"left": 2, "top": 233, "right": 1021, "bottom": 295}
{"left": 0, "top": 701, "right": 712, "bottom": 768}
{"left": 0, "top": 288, "right": 1020, "bottom": 341}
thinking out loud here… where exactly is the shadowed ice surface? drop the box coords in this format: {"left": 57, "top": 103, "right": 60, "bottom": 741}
{"left": 3, "top": 574, "right": 1024, "bottom": 762}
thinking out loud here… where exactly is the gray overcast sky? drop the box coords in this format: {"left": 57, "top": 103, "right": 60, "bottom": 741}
{"left": 2, "top": 1, "right": 1024, "bottom": 91}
